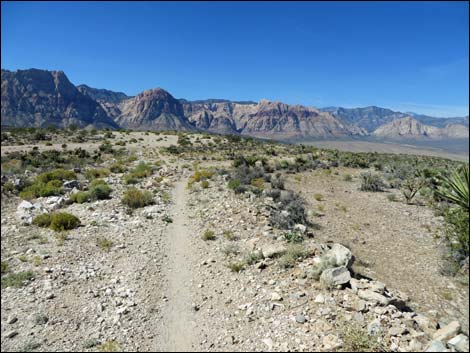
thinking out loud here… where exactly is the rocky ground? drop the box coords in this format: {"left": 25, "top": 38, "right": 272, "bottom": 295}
{"left": 1, "top": 132, "right": 469, "bottom": 352}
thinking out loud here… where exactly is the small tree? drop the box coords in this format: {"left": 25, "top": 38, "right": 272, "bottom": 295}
{"left": 401, "top": 177, "right": 426, "bottom": 204}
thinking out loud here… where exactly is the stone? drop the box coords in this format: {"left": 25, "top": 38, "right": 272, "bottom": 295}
{"left": 295, "top": 314, "right": 306, "bottom": 324}
{"left": 7, "top": 316, "right": 18, "bottom": 324}
{"left": 389, "top": 325, "right": 408, "bottom": 336}
{"left": 261, "top": 244, "right": 286, "bottom": 259}
{"left": 414, "top": 314, "right": 438, "bottom": 336}
{"left": 358, "top": 289, "right": 390, "bottom": 306}
{"left": 294, "top": 224, "right": 307, "bottom": 234}
{"left": 320, "top": 266, "right": 351, "bottom": 288}
{"left": 17, "top": 200, "right": 34, "bottom": 210}
{"left": 314, "top": 293, "right": 325, "bottom": 303}
{"left": 270, "top": 292, "right": 282, "bottom": 301}
{"left": 262, "top": 338, "right": 273, "bottom": 350}
{"left": 63, "top": 180, "right": 80, "bottom": 189}
{"left": 432, "top": 321, "right": 461, "bottom": 343}
{"left": 448, "top": 334, "right": 469, "bottom": 352}
{"left": 322, "top": 334, "right": 343, "bottom": 350}
{"left": 425, "top": 340, "right": 447, "bottom": 352}
{"left": 326, "top": 243, "right": 354, "bottom": 268}
{"left": 368, "top": 319, "right": 381, "bottom": 336}
{"left": 369, "top": 281, "right": 385, "bottom": 294}
{"left": 5, "top": 331, "right": 18, "bottom": 339}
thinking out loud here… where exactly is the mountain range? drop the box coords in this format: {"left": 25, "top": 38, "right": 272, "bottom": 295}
{"left": 2, "top": 68, "right": 468, "bottom": 141}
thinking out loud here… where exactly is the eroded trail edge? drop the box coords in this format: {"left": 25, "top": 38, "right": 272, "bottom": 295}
{"left": 157, "top": 178, "right": 195, "bottom": 352}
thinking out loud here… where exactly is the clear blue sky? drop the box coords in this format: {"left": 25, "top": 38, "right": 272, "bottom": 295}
{"left": 2, "top": 1, "right": 469, "bottom": 117}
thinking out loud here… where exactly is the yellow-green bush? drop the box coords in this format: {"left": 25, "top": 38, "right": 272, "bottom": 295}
{"left": 122, "top": 188, "right": 154, "bottom": 209}
{"left": 49, "top": 213, "right": 81, "bottom": 231}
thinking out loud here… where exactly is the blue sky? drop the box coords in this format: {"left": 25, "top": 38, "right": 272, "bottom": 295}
{"left": 2, "top": 1, "right": 468, "bottom": 117}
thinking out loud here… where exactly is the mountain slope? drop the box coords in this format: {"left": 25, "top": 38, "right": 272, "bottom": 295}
{"left": 182, "top": 99, "right": 366, "bottom": 138}
{"left": 116, "top": 88, "right": 196, "bottom": 131}
{"left": 1, "top": 69, "right": 118, "bottom": 129}
{"left": 372, "top": 116, "right": 469, "bottom": 139}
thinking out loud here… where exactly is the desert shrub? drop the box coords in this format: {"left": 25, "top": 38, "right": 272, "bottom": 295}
{"left": 97, "top": 237, "right": 113, "bottom": 252}
{"left": 70, "top": 191, "right": 91, "bottom": 204}
{"left": 222, "top": 244, "right": 240, "bottom": 256}
{"left": 99, "top": 141, "right": 114, "bottom": 153}
{"left": 223, "top": 230, "right": 237, "bottom": 240}
{"left": 270, "top": 173, "right": 285, "bottom": 189}
{"left": 270, "top": 191, "right": 308, "bottom": 229}
{"left": 85, "top": 168, "right": 110, "bottom": 180}
{"left": 89, "top": 180, "right": 112, "bottom": 200}
{"left": 110, "top": 161, "right": 127, "bottom": 173}
{"left": 359, "top": 172, "right": 386, "bottom": 192}
{"left": 201, "top": 180, "right": 209, "bottom": 189}
{"left": 307, "top": 255, "right": 338, "bottom": 280}
{"left": 20, "top": 182, "right": 61, "bottom": 199}
{"left": 1, "top": 271, "right": 35, "bottom": 288}
{"left": 387, "top": 194, "right": 397, "bottom": 202}
{"left": 244, "top": 251, "right": 264, "bottom": 265}
{"left": 442, "top": 207, "right": 469, "bottom": 260}
{"left": 227, "top": 179, "right": 241, "bottom": 190}
{"left": 279, "top": 244, "right": 309, "bottom": 269}
{"left": 122, "top": 188, "right": 154, "bottom": 209}
{"left": 401, "top": 177, "right": 426, "bottom": 204}
{"left": 341, "top": 323, "right": 384, "bottom": 352}
{"left": 49, "top": 213, "right": 81, "bottom": 231}
{"left": 343, "top": 174, "right": 353, "bottom": 182}
{"left": 131, "top": 162, "right": 154, "bottom": 178}
{"left": 32, "top": 213, "right": 52, "bottom": 228}
{"left": 1, "top": 261, "right": 9, "bottom": 274}
{"left": 226, "top": 261, "right": 245, "bottom": 272}
{"left": 313, "top": 193, "right": 323, "bottom": 201}
{"left": 97, "top": 340, "right": 121, "bottom": 352}
{"left": 250, "top": 178, "right": 265, "bottom": 189}
{"left": 123, "top": 174, "right": 139, "bottom": 185}
{"left": 202, "top": 230, "right": 216, "bottom": 241}
{"left": 36, "top": 169, "right": 76, "bottom": 184}
{"left": 283, "top": 231, "right": 304, "bottom": 243}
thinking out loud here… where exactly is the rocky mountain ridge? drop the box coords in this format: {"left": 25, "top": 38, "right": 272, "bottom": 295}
{"left": 2, "top": 68, "right": 468, "bottom": 140}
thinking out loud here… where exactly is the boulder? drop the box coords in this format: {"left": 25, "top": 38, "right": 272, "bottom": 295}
{"left": 414, "top": 314, "right": 438, "bottom": 336}
{"left": 320, "top": 266, "right": 351, "bottom": 288}
{"left": 432, "top": 321, "right": 461, "bottom": 343}
{"left": 261, "top": 244, "right": 287, "bottom": 259}
{"left": 294, "top": 224, "right": 307, "bottom": 234}
{"left": 425, "top": 340, "right": 447, "bottom": 352}
{"left": 448, "top": 334, "right": 469, "bottom": 352}
{"left": 357, "top": 289, "right": 390, "bottom": 306}
{"left": 325, "top": 243, "right": 354, "bottom": 268}
{"left": 63, "top": 180, "right": 80, "bottom": 189}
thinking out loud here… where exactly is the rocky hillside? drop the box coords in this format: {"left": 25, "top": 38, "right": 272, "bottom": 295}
{"left": 373, "top": 117, "right": 469, "bottom": 139}
{"left": 1, "top": 69, "right": 118, "bottom": 129}
{"left": 76, "top": 84, "right": 130, "bottom": 104}
{"left": 182, "top": 99, "right": 366, "bottom": 138}
{"left": 322, "top": 106, "right": 469, "bottom": 134}
{"left": 115, "top": 88, "right": 196, "bottom": 131}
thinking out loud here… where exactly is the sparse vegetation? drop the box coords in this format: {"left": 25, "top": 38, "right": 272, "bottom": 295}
{"left": 122, "top": 188, "right": 154, "bottom": 209}
{"left": 360, "top": 172, "right": 386, "bottom": 192}
{"left": 202, "top": 230, "right": 216, "bottom": 241}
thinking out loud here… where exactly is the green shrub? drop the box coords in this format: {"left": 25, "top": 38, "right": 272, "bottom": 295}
{"left": 89, "top": 181, "right": 112, "bottom": 200}
{"left": 283, "top": 231, "right": 304, "bottom": 243}
{"left": 442, "top": 207, "right": 469, "bottom": 260}
{"left": 360, "top": 172, "right": 386, "bottom": 192}
{"left": 85, "top": 168, "right": 110, "bottom": 180}
{"left": 70, "top": 191, "right": 91, "bottom": 204}
{"left": 279, "top": 244, "right": 309, "bottom": 269}
{"left": 36, "top": 169, "right": 76, "bottom": 184}
{"left": 244, "top": 251, "right": 264, "bottom": 265}
{"left": 20, "top": 182, "right": 61, "bottom": 199}
{"left": 49, "top": 213, "right": 81, "bottom": 231}
{"left": 226, "top": 261, "right": 245, "bottom": 272}
{"left": 123, "top": 174, "right": 139, "bottom": 185}
{"left": 32, "top": 213, "right": 52, "bottom": 228}
{"left": 201, "top": 180, "right": 209, "bottom": 189}
{"left": 343, "top": 174, "right": 353, "bottom": 182}
{"left": 1, "top": 271, "right": 35, "bottom": 288}
{"left": 227, "top": 179, "right": 241, "bottom": 190}
{"left": 1, "top": 261, "right": 8, "bottom": 274}
{"left": 130, "top": 162, "right": 153, "bottom": 178}
{"left": 202, "top": 230, "right": 216, "bottom": 241}
{"left": 122, "top": 188, "right": 154, "bottom": 209}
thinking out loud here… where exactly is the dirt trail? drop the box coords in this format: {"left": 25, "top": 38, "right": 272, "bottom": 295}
{"left": 157, "top": 178, "right": 196, "bottom": 352}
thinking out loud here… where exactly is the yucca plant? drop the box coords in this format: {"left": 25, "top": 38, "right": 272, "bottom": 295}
{"left": 437, "top": 165, "right": 469, "bottom": 211}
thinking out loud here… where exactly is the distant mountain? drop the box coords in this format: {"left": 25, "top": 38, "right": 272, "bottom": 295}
{"left": 372, "top": 116, "right": 469, "bottom": 139}
{"left": 182, "top": 99, "right": 366, "bottom": 138}
{"left": 77, "top": 84, "right": 130, "bottom": 104}
{"left": 322, "top": 106, "right": 469, "bottom": 132}
{"left": 1, "top": 68, "right": 468, "bottom": 140}
{"left": 1, "top": 69, "right": 118, "bottom": 129}
{"left": 116, "top": 88, "right": 196, "bottom": 131}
